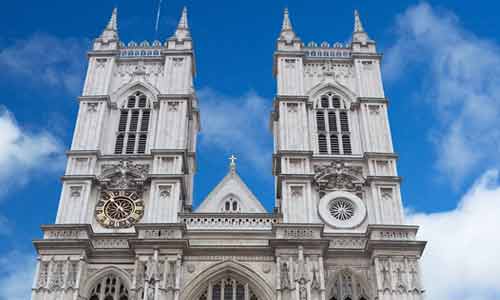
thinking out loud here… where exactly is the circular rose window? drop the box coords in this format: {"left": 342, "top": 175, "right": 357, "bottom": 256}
{"left": 329, "top": 198, "right": 355, "bottom": 221}
{"left": 318, "top": 191, "right": 366, "bottom": 229}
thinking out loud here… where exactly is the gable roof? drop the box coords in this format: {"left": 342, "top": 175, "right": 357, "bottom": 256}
{"left": 195, "top": 167, "right": 267, "bottom": 213}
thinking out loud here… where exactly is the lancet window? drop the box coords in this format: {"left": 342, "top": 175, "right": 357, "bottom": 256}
{"left": 88, "top": 274, "right": 129, "bottom": 300}
{"left": 198, "top": 277, "right": 258, "bottom": 300}
{"left": 315, "top": 93, "right": 352, "bottom": 155}
{"left": 114, "top": 92, "right": 151, "bottom": 155}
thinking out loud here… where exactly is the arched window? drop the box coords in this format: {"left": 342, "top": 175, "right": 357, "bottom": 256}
{"left": 315, "top": 93, "right": 352, "bottom": 155}
{"left": 199, "top": 277, "right": 259, "bottom": 300}
{"left": 114, "top": 92, "right": 151, "bottom": 154}
{"left": 222, "top": 196, "right": 240, "bottom": 213}
{"left": 88, "top": 274, "right": 129, "bottom": 300}
{"left": 329, "top": 269, "right": 370, "bottom": 300}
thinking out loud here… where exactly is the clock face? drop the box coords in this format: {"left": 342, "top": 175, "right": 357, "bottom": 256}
{"left": 95, "top": 190, "right": 144, "bottom": 228}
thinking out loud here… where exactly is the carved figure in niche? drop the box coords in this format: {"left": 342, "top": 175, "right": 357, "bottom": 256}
{"left": 409, "top": 261, "right": 420, "bottom": 290}
{"left": 146, "top": 257, "right": 159, "bottom": 283}
{"left": 298, "top": 277, "right": 308, "bottom": 300}
{"left": 166, "top": 261, "right": 176, "bottom": 289}
{"left": 281, "top": 262, "right": 292, "bottom": 289}
{"left": 311, "top": 268, "right": 321, "bottom": 290}
{"left": 380, "top": 260, "right": 391, "bottom": 290}
{"left": 394, "top": 265, "right": 406, "bottom": 292}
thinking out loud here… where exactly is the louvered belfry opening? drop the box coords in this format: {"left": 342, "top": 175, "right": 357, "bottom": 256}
{"left": 315, "top": 93, "right": 352, "bottom": 155}
{"left": 114, "top": 92, "right": 151, "bottom": 154}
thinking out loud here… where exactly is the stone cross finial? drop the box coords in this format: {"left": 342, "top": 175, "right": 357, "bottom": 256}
{"left": 229, "top": 154, "right": 237, "bottom": 170}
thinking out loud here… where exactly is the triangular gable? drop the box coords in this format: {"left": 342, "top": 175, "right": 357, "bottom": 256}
{"left": 195, "top": 169, "right": 267, "bottom": 213}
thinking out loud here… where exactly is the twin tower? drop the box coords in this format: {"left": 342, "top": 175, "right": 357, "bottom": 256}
{"left": 31, "top": 7, "right": 426, "bottom": 300}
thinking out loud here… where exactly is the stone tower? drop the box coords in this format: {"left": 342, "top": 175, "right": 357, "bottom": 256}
{"left": 31, "top": 7, "right": 426, "bottom": 300}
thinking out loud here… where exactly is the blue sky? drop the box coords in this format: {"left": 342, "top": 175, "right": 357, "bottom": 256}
{"left": 1, "top": 1, "right": 500, "bottom": 299}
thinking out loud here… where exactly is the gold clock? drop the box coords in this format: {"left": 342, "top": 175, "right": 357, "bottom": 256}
{"left": 95, "top": 190, "right": 144, "bottom": 228}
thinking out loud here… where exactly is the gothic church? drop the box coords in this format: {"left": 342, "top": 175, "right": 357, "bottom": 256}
{"left": 31, "top": 7, "right": 427, "bottom": 300}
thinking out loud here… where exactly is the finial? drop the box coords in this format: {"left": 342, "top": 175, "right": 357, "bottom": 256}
{"left": 354, "top": 9, "right": 365, "bottom": 33}
{"left": 282, "top": 7, "right": 293, "bottom": 32}
{"left": 229, "top": 154, "right": 237, "bottom": 171}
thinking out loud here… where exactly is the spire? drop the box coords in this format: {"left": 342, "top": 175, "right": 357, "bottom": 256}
{"left": 171, "top": 6, "right": 191, "bottom": 41}
{"left": 99, "top": 7, "right": 119, "bottom": 42}
{"left": 352, "top": 9, "right": 370, "bottom": 44}
{"left": 354, "top": 10, "right": 365, "bottom": 33}
{"left": 278, "top": 7, "right": 299, "bottom": 43}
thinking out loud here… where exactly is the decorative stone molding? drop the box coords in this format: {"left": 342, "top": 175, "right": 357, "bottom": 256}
{"left": 368, "top": 225, "right": 418, "bottom": 241}
{"left": 44, "top": 229, "right": 89, "bottom": 240}
{"left": 92, "top": 239, "right": 129, "bottom": 249}
{"left": 181, "top": 213, "right": 276, "bottom": 231}
{"left": 183, "top": 256, "right": 274, "bottom": 262}
{"left": 330, "top": 238, "right": 367, "bottom": 249}
{"left": 274, "top": 224, "right": 323, "bottom": 239}
{"left": 135, "top": 224, "right": 185, "bottom": 239}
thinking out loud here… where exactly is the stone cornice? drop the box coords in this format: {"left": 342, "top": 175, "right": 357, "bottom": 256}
{"left": 366, "top": 176, "right": 402, "bottom": 183}
{"left": 363, "top": 152, "right": 399, "bottom": 160}
{"left": 351, "top": 52, "right": 383, "bottom": 60}
{"left": 358, "top": 97, "right": 389, "bottom": 105}
{"left": 87, "top": 50, "right": 120, "bottom": 57}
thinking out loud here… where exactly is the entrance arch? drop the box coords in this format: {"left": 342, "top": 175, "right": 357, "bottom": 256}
{"left": 181, "top": 261, "right": 274, "bottom": 300}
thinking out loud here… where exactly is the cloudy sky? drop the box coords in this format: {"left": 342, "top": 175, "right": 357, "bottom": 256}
{"left": 1, "top": 1, "right": 499, "bottom": 299}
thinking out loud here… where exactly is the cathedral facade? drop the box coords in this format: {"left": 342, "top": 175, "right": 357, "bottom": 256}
{"left": 31, "top": 7, "right": 426, "bottom": 300}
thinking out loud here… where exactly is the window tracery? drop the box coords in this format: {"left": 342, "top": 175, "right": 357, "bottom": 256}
{"left": 199, "top": 277, "right": 258, "bottom": 300}
{"left": 315, "top": 93, "right": 352, "bottom": 155}
{"left": 88, "top": 274, "right": 129, "bottom": 300}
{"left": 114, "top": 92, "right": 151, "bottom": 155}
{"left": 222, "top": 196, "right": 240, "bottom": 213}
{"left": 328, "top": 269, "right": 370, "bottom": 300}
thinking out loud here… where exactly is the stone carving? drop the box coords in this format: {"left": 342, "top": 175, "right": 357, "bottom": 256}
{"left": 313, "top": 161, "right": 364, "bottom": 194}
{"left": 298, "top": 277, "right": 308, "bottom": 300}
{"left": 394, "top": 263, "right": 406, "bottom": 292}
{"left": 310, "top": 267, "right": 321, "bottom": 290}
{"left": 380, "top": 259, "right": 391, "bottom": 290}
{"left": 70, "top": 186, "right": 82, "bottom": 198}
{"left": 287, "top": 103, "right": 299, "bottom": 112}
{"left": 181, "top": 215, "right": 276, "bottom": 231}
{"left": 37, "top": 262, "right": 49, "bottom": 288}
{"left": 146, "top": 257, "right": 160, "bottom": 283}
{"left": 262, "top": 263, "right": 272, "bottom": 274}
{"left": 280, "top": 262, "right": 292, "bottom": 290}
{"left": 48, "top": 260, "right": 64, "bottom": 291}
{"left": 172, "top": 57, "right": 184, "bottom": 66}
{"left": 87, "top": 102, "right": 99, "bottom": 112}
{"left": 183, "top": 256, "right": 274, "bottom": 262}
{"left": 168, "top": 101, "right": 180, "bottom": 111}
{"left": 159, "top": 185, "right": 171, "bottom": 200}
{"left": 115, "top": 61, "right": 163, "bottom": 78}
{"left": 98, "top": 160, "right": 149, "bottom": 190}
{"left": 408, "top": 260, "right": 421, "bottom": 291}
{"left": 186, "top": 263, "right": 195, "bottom": 273}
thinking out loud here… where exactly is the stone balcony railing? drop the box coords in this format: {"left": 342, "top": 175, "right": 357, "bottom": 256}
{"left": 180, "top": 213, "right": 276, "bottom": 231}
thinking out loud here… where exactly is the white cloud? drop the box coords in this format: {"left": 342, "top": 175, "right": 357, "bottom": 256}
{"left": 384, "top": 3, "right": 500, "bottom": 182}
{"left": 0, "top": 33, "right": 88, "bottom": 95}
{"left": 198, "top": 88, "right": 273, "bottom": 173}
{"left": 0, "top": 251, "right": 36, "bottom": 300}
{"left": 407, "top": 169, "right": 500, "bottom": 300}
{"left": 0, "top": 108, "right": 64, "bottom": 199}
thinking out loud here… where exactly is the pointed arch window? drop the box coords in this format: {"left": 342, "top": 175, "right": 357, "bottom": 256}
{"left": 88, "top": 274, "right": 129, "bottom": 300}
{"left": 315, "top": 93, "right": 352, "bottom": 155}
{"left": 114, "top": 92, "right": 151, "bottom": 154}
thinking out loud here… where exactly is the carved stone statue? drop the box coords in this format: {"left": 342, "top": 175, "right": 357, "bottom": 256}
{"left": 281, "top": 262, "right": 292, "bottom": 289}
{"left": 146, "top": 257, "right": 159, "bottom": 283}
{"left": 298, "top": 277, "right": 308, "bottom": 300}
